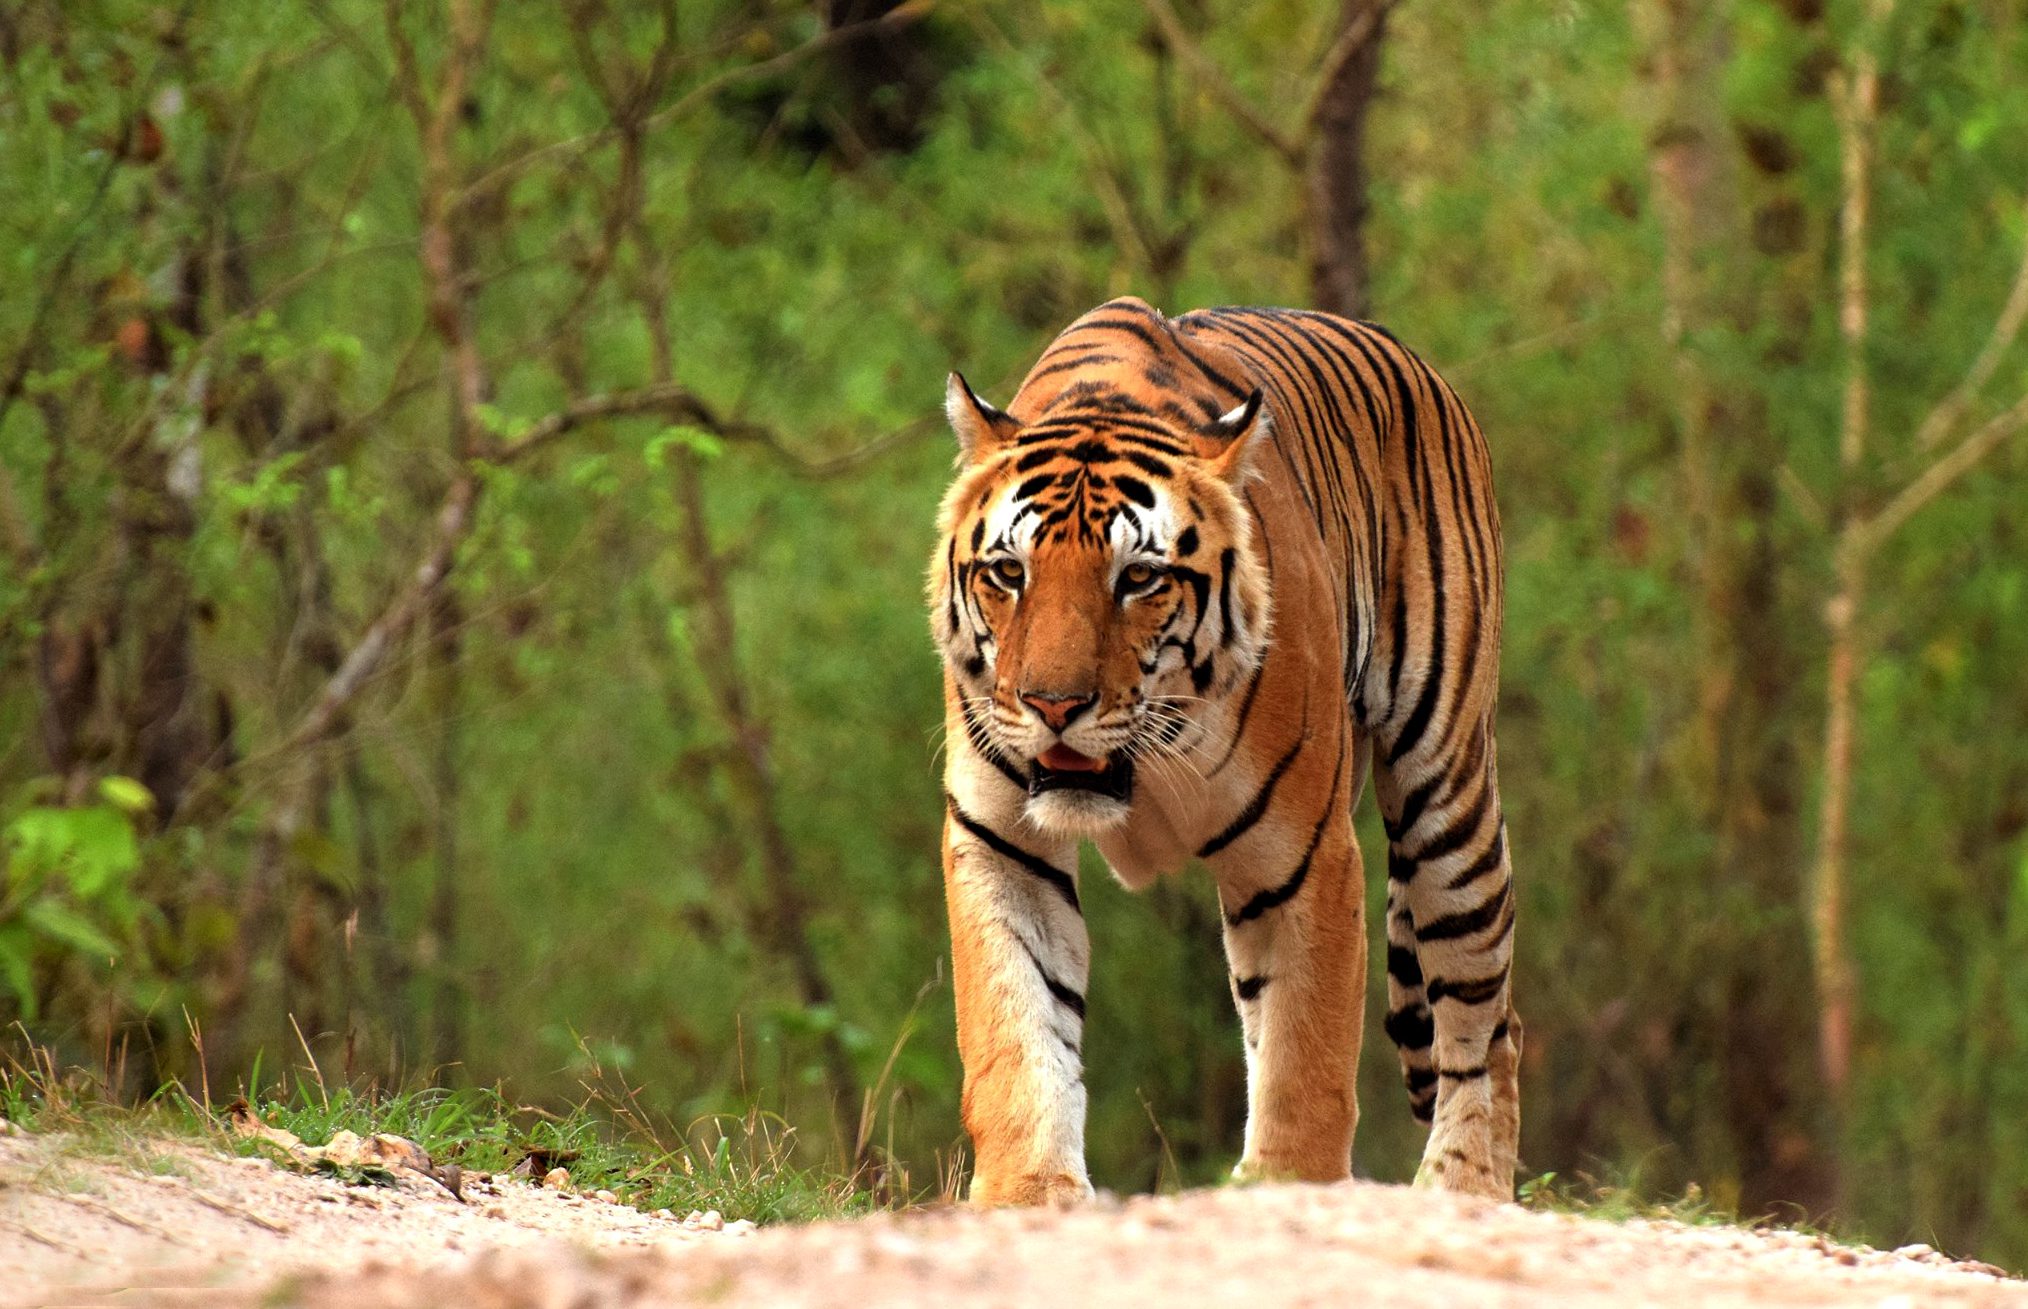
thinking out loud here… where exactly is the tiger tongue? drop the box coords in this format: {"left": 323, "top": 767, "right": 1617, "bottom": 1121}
{"left": 1038, "top": 744, "right": 1105, "bottom": 772}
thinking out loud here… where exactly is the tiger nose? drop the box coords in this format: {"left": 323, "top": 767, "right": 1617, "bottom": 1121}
{"left": 1019, "top": 689, "right": 1096, "bottom": 731}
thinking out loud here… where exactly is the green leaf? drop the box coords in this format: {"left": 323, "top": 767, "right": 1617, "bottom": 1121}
{"left": 0, "top": 925, "right": 36, "bottom": 1018}
{"left": 644, "top": 425, "right": 724, "bottom": 468}
{"left": 22, "top": 899, "right": 120, "bottom": 960}
{"left": 98, "top": 776, "right": 155, "bottom": 815}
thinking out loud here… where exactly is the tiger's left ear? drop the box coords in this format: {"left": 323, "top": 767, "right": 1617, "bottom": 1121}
{"left": 946, "top": 372, "right": 1021, "bottom": 463}
{"left": 1205, "top": 389, "right": 1271, "bottom": 486}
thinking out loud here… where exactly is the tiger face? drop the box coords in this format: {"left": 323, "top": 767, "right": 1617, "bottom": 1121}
{"left": 931, "top": 374, "right": 1274, "bottom": 836}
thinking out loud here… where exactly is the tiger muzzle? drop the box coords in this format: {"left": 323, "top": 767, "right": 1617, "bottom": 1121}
{"left": 1028, "top": 752, "right": 1135, "bottom": 803}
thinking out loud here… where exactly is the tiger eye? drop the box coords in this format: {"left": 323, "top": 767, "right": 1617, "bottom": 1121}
{"left": 1123, "top": 562, "right": 1156, "bottom": 588}
{"left": 992, "top": 558, "right": 1025, "bottom": 586}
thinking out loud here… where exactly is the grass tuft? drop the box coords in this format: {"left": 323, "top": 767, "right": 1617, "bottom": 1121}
{"left": 3, "top": 1028, "right": 898, "bottom": 1225}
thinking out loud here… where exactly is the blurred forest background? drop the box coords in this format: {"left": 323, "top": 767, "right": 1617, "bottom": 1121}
{"left": 4, "top": 0, "right": 2028, "bottom": 1268}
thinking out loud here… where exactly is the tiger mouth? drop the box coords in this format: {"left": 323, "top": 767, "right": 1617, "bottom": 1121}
{"left": 1028, "top": 748, "right": 1135, "bottom": 803}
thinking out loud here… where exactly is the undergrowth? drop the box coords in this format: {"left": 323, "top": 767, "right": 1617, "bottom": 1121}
{"left": 1, "top": 1028, "right": 915, "bottom": 1224}
{"left": 1517, "top": 1165, "right": 1859, "bottom": 1251}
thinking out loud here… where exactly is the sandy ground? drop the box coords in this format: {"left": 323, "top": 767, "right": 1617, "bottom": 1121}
{"left": 3, "top": 1129, "right": 2023, "bottom": 1309}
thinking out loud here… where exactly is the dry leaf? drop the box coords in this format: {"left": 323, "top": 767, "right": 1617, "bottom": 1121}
{"left": 227, "top": 1101, "right": 464, "bottom": 1201}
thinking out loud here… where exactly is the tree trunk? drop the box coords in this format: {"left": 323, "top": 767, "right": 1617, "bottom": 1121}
{"left": 1306, "top": 0, "right": 1389, "bottom": 318}
{"left": 427, "top": 587, "right": 465, "bottom": 1072}
{"left": 1640, "top": 0, "right": 1829, "bottom": 1215}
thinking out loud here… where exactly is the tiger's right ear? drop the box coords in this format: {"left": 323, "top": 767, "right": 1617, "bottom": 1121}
{"left": 946, "top": 372, "right": 1020, "bottom": 462}
{"left": 1205, "top": 388, "right": 1271, "bottom": 486}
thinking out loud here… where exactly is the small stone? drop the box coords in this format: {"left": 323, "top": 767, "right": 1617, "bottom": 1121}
{"left": 0, "top": 1117, "right": 19, "bottom": 1136}
{"left": 697, "top": 1209, "right": 724, "bottom": 1231}
{"left": 1892, "top": 1243, "right": 1936, "bottom": 1262}
{"left": 593, "top": 1189, "right": 618, "bottom": 1204}
{"left": 542, "top": 1167, "right": 571, "bottom": 1191}
{"left": 652, "top": 1209, "right": 676, "bottom": 1221}
{"left": 725, "top": 1219, "right": 757, "bottom": 1236}
{"left": 482, "top": 1204, "right": 507, "bottom": 1220}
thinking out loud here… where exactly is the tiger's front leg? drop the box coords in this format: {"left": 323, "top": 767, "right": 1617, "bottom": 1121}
{"left": 942, "top": 795, "right": 1093, "bottom": 1206}
{"left": 1213, "top": 747, "right": 1366, "bottom": 1183}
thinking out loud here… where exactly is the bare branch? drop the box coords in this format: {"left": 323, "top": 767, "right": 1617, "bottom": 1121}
{"left": 279, "top": 472, "right": 478, "bottom": 755}
{"left": 1298, "top": 0, "right": 1394, "bottom": 139}
{"left": 1828, "top": 54, "right": 1880, "bottom": 476}
{"left": 411, "top": 0, "right": 495, "bottom": 456}
{"left": 1855, "top": 388, "right": 2028, "bottom": 558}
{"left": 381, "top": 0, "right": 428, "bottom": 129}
{"left": 499, "top": 381, "right": 929, "bottom": 476}
{"left": 1139, "top": 0, "right": 1305, "bottom": 167}
{"left": 1913, "top": 191, "right": 2028, "bottom": 451}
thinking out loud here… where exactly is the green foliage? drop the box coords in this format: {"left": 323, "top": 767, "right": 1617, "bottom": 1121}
{"left": 220, "top": 1086, "right": 875, "bottom": 1224}
{"left": 0, "top": 782, "right": 153, "bottom": 1017}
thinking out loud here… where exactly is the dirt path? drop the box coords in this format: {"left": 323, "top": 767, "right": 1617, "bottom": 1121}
{"left": 4, "top": 1131, "right": 2022, "bottom": 1308}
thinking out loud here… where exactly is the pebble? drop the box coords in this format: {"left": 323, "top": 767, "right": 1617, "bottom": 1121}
{"left": 542, "top": 1168, "right": 571, "bottom": 1191}
{"left": 726, "top": 1219, "right": 757, "bottom": 1237}
{"left": 684, "top": 1209, "right": 724, "bottom": 1231}
{"left": 592, "top": 1190, "right": 617, "bottom": 1204}
{"left": 652, "top": 1209, "right": 676, "bottom": 1221}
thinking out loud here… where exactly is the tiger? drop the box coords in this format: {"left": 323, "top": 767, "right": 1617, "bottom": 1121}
{"left": 928, "top": 296, "right": 1519, "bottom": 1206}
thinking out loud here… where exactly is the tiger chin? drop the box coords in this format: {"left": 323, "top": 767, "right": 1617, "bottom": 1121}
{"left": 929, "top": 297, "right": 1522, "bottom": 1210}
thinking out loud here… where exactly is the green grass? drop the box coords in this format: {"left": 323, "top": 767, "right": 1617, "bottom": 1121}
{"left": 1520, "top": 1169, "right": 1739, "bottom": 1226}
{"left": 225, "top": 1085, "right": 878, "bottom": 1223}
{"left": 1518, "top": 1166, "right": 1864, "bottom": 1253}
{"left": 2, "top": 1036, "right": 903, "bottom": 1225}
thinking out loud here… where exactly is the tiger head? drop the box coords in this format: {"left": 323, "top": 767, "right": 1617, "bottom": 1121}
{"left": 930, "top": 372, "right": 1274, "bottom": 836}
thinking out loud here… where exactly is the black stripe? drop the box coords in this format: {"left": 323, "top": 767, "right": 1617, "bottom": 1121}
{"left": 1385, "top": 570, "right": 1445, "bottom": 765}
{"left": 1233, "top": 974, "right": 1268, "bottom": 1001}
{"left": 1407, "top": 797, "right": 1489, "bottom": 865}
{"left": 1384, "top": 1004, "right": 1435, "bottom": 1050}
{"left": 1415, "top": 881, "right": 1511, "bottom": 943}
{"left": 1037, "top": 963, "right": 1087, "bottom": 1018}
{"left": 1385, "top": 770, "right": 1443, "bottom": 844}
{"left": 1198, "top": 727, "right": 1306, "bottom": 857}
{"left": 1405, "top": 1067, "right": 1438, "bottom": 1093}
{"left": 1209, "top": 656, "right": 1267, "bottom": 776}
{"left": 1444, "top": 827, "right": 1507, "bottom": 892}
{"left": 1426, "top": 970, "right": 1508, "bottom": 1006}
{"left": 1014, "top": 938, "right": 1087, "bottom": 1031}
{"left": 1064, "top": 315, "right": 1168, "bottom": 355}
{"left": 961, "top": 703, "right": 1032, "bottom": 792}
{"left": 1027, "top": 351, "right": 1122, "bottom": 381}
{"left": 1386, "top": 944, "right": 1425, "bottom": 986}
{"left": 1215, "top": 547, "right": 1237, "bottom": 648}
{"left": 1119, "top": 448, "right": 1173, "bottom": 477}
{"left": 1170, "top": 323, "right": 1252, "bottom": 399}
{"left": 1225, "top": 747, "right": 1344, "bottom": 926}
{"left": 946, "top": 799, "right": 1081, "bottom": 913}
{"left": 1115, "top": 476, "right": 1155, "bottom": 508}
{"left": 1438, "top": 1065, "right": 1488, "bottom": 1081}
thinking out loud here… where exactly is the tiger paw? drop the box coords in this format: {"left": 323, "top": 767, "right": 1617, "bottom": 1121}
{"left": 1413, "top": 1148, "right": 1513, "bottom": 1201}
{"left": 970, "top": 1169, "right": 1094, "bottom": 1208}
